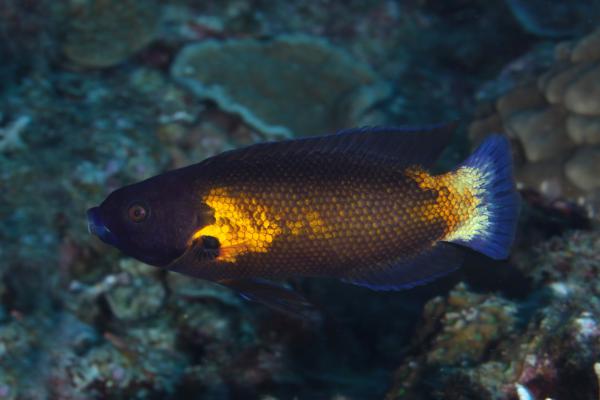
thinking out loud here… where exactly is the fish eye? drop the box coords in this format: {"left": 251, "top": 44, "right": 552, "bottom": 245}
{"left": 128, "top": 203, "right": 148, "bottom": 223}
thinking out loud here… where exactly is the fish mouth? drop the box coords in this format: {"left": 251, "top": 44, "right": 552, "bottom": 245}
{"left": 87, "top": 207, "right": 119, "bottom": 247}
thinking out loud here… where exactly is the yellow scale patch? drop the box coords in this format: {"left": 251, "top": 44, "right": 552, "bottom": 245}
{"left": 191, "top": 187, "right": 330, "bottom": 262}
{"left": 406, "top": 166, "right": 490, "bottom": 242}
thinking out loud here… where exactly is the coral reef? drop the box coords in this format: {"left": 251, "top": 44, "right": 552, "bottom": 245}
{"left": 171, "top": 35, "right": 384, "bottom": 138}
{"left": 470, "top": 27, "right": 600, "bottom": 219}
{"left": 420, "top": 284, "right": 517, "bottom": 366}
{"left": 0, "top": 0, "right": 60, "bottom": 86}
{"left": 2, "top": 1, "right": 592, "bottom": 399}
{"left": 62, "top": 0, "right": 160, "bottom": 68}
{"left": 104, "top": 260, "right": 166, "bottom": 322}
{"left": 386, "top": 229, "right": 600, "bottom": 400}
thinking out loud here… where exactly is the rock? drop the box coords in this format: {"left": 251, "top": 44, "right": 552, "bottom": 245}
{"left": 529, "top": 229, "right": 600, "bottom": 289}
{"left": 564, "top": 64, "right": 600, "bottom": 115}
{"left": 537, "top": 64, "right": 564, "bottom": 94}
{"left": 468, "top": 114, "right": 504, "bottom": 145}
{"left": 566, "top": 114, "right": 600, "bottom": 144}
{"left": 564, "top": 146, "right": 600, "bottom": 191}
{"left": 515, "top": 160, "right": 582, "bottom": 199}
{"left": 67, "top": 341, "right": 186, "bottom": 397}
{"left": 554, "top": 41, "right": 574, "bottom": 61}
{"left": 571, "top": 28, "right": 600, "bottom": 62}
{"left": 105, "top": 260, "right": 166, "bottom": 322}
{"left": 424, "top": 284, "right": 517, "bottom": 365}
{"left": 171, "top": 35, "right": 380, "bottom": 137}
{"left": 63, "top": 0, "right": 159, "bottom": 68}
{"left": 105, "top": 279, "right": 166, "bottom": 321}
{"left": 543, "top": 62, "right": 594, "bottom": 104}
{"left": 505, "top": 107, "right": 571, "bottom": 162}
{"left": 496, "top": 83, "right": 546, "bottom": 118}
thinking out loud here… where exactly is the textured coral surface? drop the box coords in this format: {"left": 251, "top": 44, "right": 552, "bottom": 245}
{"left": 171, "top": 36, "right": 381, "bottom": 138}
{"left": 386, "top": 229, "right": 600, "bottom": 400}
{"left": 470, "top": 27, "right": 600, "bottom": 219}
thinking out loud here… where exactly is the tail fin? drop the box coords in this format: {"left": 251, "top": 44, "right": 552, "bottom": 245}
{"left": 447, "top": 135, "right": 520, "bottom": 259}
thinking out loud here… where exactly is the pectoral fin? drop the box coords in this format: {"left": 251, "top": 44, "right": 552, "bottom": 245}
{"left": 219, "top": 278, "right": 321, "bottom": 322}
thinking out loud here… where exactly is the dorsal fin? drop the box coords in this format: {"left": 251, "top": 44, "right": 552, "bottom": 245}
{"left": 199, "top": 122, "right": 457, "bottom": 169}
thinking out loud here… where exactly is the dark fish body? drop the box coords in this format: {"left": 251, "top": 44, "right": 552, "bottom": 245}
{"left": 88, "top": 124, "right": 520, "bottom": 314}
{"left": 180, "top": 149, "right": 444, "bottom": 282}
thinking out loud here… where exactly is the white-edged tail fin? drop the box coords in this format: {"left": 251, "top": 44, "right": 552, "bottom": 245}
{"left": 447, "top": 135, "right": 520, "bottom": 259}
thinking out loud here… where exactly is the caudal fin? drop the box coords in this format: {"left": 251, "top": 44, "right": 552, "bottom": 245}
{"left": 447, "top": 135, "right": 520, "bottom": 259}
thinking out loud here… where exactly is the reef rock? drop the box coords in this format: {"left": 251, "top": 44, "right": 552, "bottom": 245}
{"left": 63, "top": 0, "right": 160, "bottom": 68}
{"left": 571, "top": 29, "right": 600, "bottom": 62}
{"left": 566, "top": 114, "right": 600, "bottom": 144}
{"left": 504, "top": 106, "right": 571, "bottom": 162}
{"left": 564, "top": 66, "right": 600, "bottom": 115}
{"left": 422, "top": 284, "right": 517, "bottom": 366}
{"left": 171, "top": 35, "right": 383, "bottom": 137}
{"left": 564, "top": 147, "right": 600, "bottom": 191}
{"left": 104, "top": 259, "right": 166, "bottom": 322}
{"left": 470, "top": 27, "right": 600, "bottom": 218}
{"left": 387, "top": 229, "right": 600, "bottom": 400}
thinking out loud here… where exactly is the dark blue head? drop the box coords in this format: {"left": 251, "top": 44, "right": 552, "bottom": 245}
{"left": 87, "top": 171, "right": 213, "bottom": 267}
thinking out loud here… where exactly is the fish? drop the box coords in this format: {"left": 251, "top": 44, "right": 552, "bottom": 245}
{"left": 87, "top": 124, "right": 520, "bottom": 318}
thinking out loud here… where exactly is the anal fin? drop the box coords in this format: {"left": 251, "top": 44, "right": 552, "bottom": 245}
{"left": 219, "top": 278, "right": 321, "bottom": 322}
{"left": 342, "top": 242, "right": 464, "bottom": 291}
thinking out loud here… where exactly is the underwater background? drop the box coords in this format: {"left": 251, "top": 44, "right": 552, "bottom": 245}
{"left": 2, "top": 0, "right": 600, "bottom": 399}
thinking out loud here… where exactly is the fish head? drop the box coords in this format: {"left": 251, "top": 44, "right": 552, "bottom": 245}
{"left": 87, "top": 172, "right": 212, "bottom": 267}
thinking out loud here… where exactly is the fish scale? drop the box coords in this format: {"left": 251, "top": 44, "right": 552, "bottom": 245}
{"left": 189, "top": 152, "right": 447, "bottom": 281}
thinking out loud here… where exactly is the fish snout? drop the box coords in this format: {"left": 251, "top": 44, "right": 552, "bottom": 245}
{"left": 86, "top": 207, "right": 119, "bottom": 246}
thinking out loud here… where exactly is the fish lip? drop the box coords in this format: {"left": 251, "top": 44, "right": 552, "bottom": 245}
{"left": 86, "top": 207, "right": 119, "bottom": 246}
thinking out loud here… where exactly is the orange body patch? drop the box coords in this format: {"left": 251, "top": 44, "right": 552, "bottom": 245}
{"left": 191, "top": 187, "right": 331, "bottom": 262}
{"left": 406, "top": 166, "right": 485, "bottom": 241}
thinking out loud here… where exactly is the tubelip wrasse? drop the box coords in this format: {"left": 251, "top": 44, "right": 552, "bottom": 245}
{"left": 87, "top": 124, "right": 520, "bottom": 317}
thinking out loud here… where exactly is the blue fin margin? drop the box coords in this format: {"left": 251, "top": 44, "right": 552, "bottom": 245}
{"left": 450, "top": 135, "right": 520, "bottom": 260}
